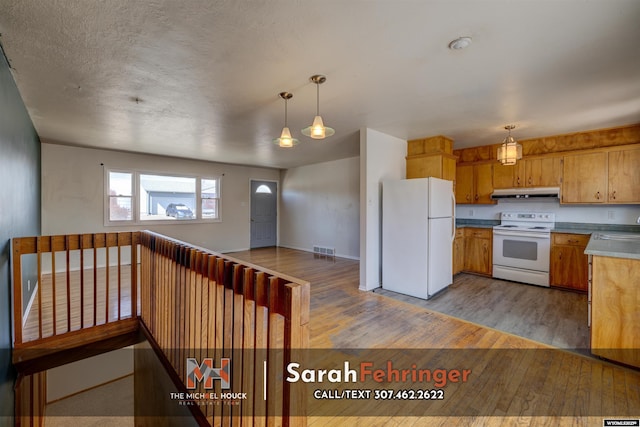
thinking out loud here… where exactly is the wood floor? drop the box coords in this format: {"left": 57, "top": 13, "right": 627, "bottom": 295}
{"left": 22, "top": 266, "right": 136, "bottom": 343}
{"left": 227, "top": 247, "right": 640, "bottom": 427}
{"left": 375, "top": 273, "right": 589, "bottom": 351}
{"left": 26, "top": 247, "right": 639, "bottom": 426}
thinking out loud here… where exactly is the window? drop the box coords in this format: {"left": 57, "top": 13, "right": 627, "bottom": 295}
{"left": 255, "top": 184, "right": 272, "bottom": 194}
{"left": 201, "top": 178, "right": 220, "bottom": 219}
{"left": 105, "top": 169, "right": 221, "bottom": 225}
{"left": 108, "top": 171, "right": 133, "bottom": 221}
{"left": 139, "top": 174, "right": 196, "bottom": 221}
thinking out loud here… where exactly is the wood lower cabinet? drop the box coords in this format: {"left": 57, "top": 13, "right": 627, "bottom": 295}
{"left": 550, "top": 233, "right": 589, "bottom": 292}
{"left": 453, "top": 228, "right": 465, "bottom": 275}
{"left": 463, "top": 228, "right": 492, "bottom": 276}
{"left": 591, "top": 255, "right": 640, "bottom": 368}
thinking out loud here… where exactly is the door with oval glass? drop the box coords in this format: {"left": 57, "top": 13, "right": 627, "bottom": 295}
{"left": 250, "top": 180, "right": 277, "bottom": 248}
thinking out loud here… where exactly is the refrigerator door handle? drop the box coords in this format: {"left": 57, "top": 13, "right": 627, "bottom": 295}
{"left": 451, "top": 192, "right": 456, "bottom": 242}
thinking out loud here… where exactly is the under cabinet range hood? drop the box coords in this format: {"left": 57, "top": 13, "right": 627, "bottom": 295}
{"left": 490, "top": 187, "right": 560, "bottom": 200}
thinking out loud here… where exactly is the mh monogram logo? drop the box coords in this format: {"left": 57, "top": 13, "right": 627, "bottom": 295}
{"left": 186, "top": 358, "right": 231, "bottom": 389}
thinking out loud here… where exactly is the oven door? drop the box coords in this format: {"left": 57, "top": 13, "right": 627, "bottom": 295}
{"left": 492, "top": 230, "right": 550, "bottom": 272}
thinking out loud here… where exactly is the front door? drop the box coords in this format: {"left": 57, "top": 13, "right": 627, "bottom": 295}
{"left": 250, "top": 180, "right": 277, "bottom": 248}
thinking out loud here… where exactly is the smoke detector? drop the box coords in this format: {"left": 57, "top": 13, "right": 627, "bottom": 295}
{"left": 448, "top": 36, "right": 472, "bottom": 50}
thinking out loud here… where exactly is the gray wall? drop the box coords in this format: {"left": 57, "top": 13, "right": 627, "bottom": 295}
{"left": 0, "top": 45, "right": 41, "bottom": 426}
{"left": 279, "top": 157, "right": 360, "bottom": 259}
{"left": 41, "top": 143, "right": 280, "bottom": 253}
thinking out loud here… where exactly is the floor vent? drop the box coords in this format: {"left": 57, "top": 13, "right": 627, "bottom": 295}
{"left": 313, "top": 245, "right": 335, "bottom": 257}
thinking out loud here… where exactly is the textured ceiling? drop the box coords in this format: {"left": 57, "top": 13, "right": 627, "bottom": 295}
{"left": 1, "top": 0, "right": 639, "bottom": 169}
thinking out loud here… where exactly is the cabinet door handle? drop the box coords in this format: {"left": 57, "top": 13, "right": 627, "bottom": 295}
{"left": 528, "top": 177, "right": 532, "bottom": 185}
{"left": 475, "top": 194, "right": 479, "bottom": 200}
{"left": 517, "top": 177, "right": 520, "bottom": 185}
{"left": 466, "top": 194, "right": 470, "bottom": 201}
{"left": 611, "top": 191, "right": 616, "bottom": 200}
{"left": 568, "top": 239, "right": 578, "bottom": 244}
{"left": 595, "top": 191, "right": 600, "bottom": 200}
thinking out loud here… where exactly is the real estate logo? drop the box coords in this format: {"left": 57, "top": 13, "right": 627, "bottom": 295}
{"left": 186, "top": 357, "right": 230, "bottom": 389}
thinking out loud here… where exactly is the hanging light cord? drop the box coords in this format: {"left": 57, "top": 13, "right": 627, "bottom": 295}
{"left": 284, "top": 97, "right": 288, "bottom": 127}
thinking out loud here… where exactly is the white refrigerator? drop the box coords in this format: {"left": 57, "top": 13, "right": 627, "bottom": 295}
{"left": 382, "top": 177, "right": 455, "bottom": 299}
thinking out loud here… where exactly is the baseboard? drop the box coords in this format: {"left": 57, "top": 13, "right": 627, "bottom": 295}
{"left": 220, "top": 247, "right": 250, "bottom": 254}
{"left": 277, "top": 244, "right": 360, "bottom": 261}
{"left": 22, "top": 281, "right": 38, "bottom": 328}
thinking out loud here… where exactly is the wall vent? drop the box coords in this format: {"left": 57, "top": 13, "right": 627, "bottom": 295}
{"left": 313, "top": 245, "right": 335, "bottom": 257}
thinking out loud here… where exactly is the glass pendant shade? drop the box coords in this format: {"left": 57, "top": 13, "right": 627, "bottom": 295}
{"left": 273, "top": 92, "right": 299, "bottom": 148}
{"left": 301, "top": 75, "right": 335, "bottom": 139}
{"left": 497, "top": 126, "right": 522, "bottom": 165}
{"left": 275, "top": 126, "right": 297, "bottom": 148}
{"left": 303, "top": 115, "right": 335, "bottom": 139}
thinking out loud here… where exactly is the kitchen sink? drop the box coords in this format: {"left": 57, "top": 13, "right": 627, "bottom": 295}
{"left": 594, "top": 232, "right": 640, "bottom": 241}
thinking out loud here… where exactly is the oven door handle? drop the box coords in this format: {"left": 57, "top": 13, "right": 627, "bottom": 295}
{"left": 493, "top": 230, "right": 550, "bottom": 239}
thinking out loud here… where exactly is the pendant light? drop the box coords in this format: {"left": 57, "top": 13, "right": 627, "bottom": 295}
{"left": 301, "top": 75, "right": 335, "bottom": 139}
{"left": 273, "top": 92, "right": 299, "bottom": 148}
{"left": 497, "top": 125, "right": 523, "bottom": 165}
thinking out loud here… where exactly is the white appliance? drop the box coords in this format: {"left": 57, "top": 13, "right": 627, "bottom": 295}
{"left": 382, "top": 178, "right": 455, "bottom": 299}
{"left": 492, "top": 212, "right": 555, "bottom": 287}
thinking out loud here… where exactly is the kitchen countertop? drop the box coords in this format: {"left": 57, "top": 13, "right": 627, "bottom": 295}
{"left": 584, "top": 231, "right": 640, "bottom": 260}
{"left": 455, "top": 219, "right": 498, "bottom": 229}
{"left": 456, "top": 219, "right": 640, "bottom": 233}
{"left": 455, "top": 219, "right": 640, "bottom": 259}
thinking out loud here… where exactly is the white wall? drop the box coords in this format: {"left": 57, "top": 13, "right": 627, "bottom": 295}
{"left": 279, "top": 156, "right": 360, "bottom": 259}
{"left": 359, "top": 128, "right": 407, "bottom": 291}
{"left": 41, "top": 143, "right": 280, "bottom": 253}
{"left": 457, "top": 199, "right": 640, "bottom": 225}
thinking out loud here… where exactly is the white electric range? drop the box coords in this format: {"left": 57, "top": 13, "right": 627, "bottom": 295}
{"left": 492, "top": 212, "right": 555, "bottom": 287}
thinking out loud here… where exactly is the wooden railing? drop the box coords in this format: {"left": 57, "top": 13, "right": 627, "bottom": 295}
{"left": 12, "top": 230, "right": 309, "bottom": 424}
{"left": 139, "top": 231, "right": 310, "bottom": 426}
{"left": 12, "top": 232, "right": 140, "bottom": 364}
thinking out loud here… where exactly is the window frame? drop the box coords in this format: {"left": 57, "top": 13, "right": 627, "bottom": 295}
{"left": 104, "top": 167, "right": 222, "bottom": 226}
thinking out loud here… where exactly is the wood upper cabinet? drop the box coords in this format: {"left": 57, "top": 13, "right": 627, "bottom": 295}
{"left": 406, "top": 153, "right": 456, "bottom": 181}
{"left": 492, "top": 163, "right": 518, "bottom": 189}
{"left": 406, "top": 136, "right": 456, "bottom": 181}
{"left": 550, "top": 233, "right": 589, "bottom": 292}
{"left": 563, "top": 147, "right": 640, "bottom": 204}
{"left": 474, "top": 163, "right": 494, "bottom": 204}
{"left": 463, "top": 228, "right": 492, "bottom": 276}
{"left": 562, "top": 152, "right": 608, "bottom": 203}
{"left": 523, "top": 156, "right": 563, "bottom": 187}
{"left": 455, "top": 165, "right": 474, "bottom": 203}
{"left": 456, "top": 163, "right": 494, "bottom": 204}
{"left": 607, "top": 147, "right": 640, "bottom": 203}
{"left": 493, "top": 156, "right": 562, "bottom": 189}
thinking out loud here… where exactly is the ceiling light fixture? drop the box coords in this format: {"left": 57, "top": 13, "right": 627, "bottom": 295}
{"left": 448, "top": 36, "right": 472, "bottom": 50}
{"left": 302, "top": 74, "right": 335, "bottom": 139}
{"left": 497, "top": 125, "right": 523, "bottom": 165}
{"left": 273, "top": 92, "right": 299, "bottom": 148}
